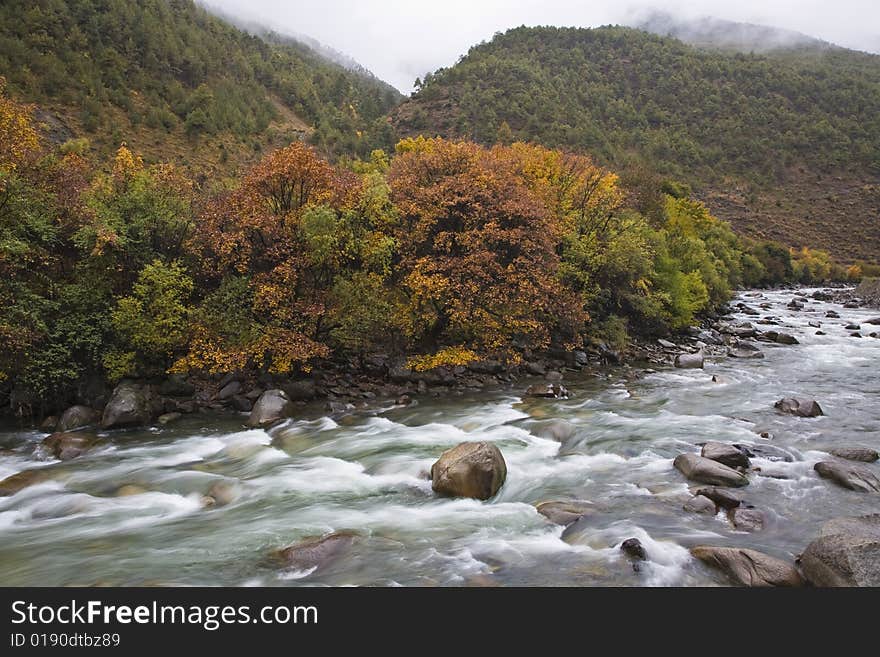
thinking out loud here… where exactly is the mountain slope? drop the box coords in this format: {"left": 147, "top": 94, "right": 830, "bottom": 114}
{"left": 392, "top": 25, "right": 880, "bottom": 262}
{"left": 0, "top": 0, "right": 403, "bottom": 172}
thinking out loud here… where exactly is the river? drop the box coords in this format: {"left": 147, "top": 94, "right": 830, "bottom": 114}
{"left": 0, "top": 288, "right": 877, "bottom": 586}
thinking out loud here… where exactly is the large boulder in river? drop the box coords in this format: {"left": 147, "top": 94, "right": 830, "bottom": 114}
{"left": 691, "top": 546, "right": 803, "bottom": 587}
{"left": 431, "top": 441, "right": 507, "bottom": 500}
{"left": 101, "top": 381, "right": 159, "bottom": 429}
{"left": 727, "top": 342, "right": 765, "bottom": 359}
{"left": 798, "top": 515, "right": 880, "bottom": 586}
{"left": 674, "top": 352, "right": 704, "bottom": 369}
{"left": 56, "top": 405, "right": 99, "bottom": 432}
{"left": 275, "top": 531, "right": 358, "bottom": 572}
{"left": 829, "top": 447, "right": 879, "bottom": 463}
{"left": 701, "top": 442, "right": 750, "bottom": 469}
{"left": 247, "top": 389, "right": 295, "bottom": 428}
{"left": 673, "top": 454, "right": 749, "bottom": 487}
{"left": 814, "top": 461, "right": 880, "bottom": 492}
{"left": 40, "top": 432, "right": 99, "bottom": 461}
{"left": 536, "top": 500, "right": 593, "bottom": 526}
{"left": 774, "top": 398, "right": 823, "bottom": 418}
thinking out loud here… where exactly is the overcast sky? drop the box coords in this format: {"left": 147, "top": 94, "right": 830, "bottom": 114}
{"left": 202, "top": 1, "right": 880, "bottom": 92}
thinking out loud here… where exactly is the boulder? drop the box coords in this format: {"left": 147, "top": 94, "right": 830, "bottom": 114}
{"left": 691, "top": 546, "right": 803, "bottom": 587}
{"left": 275, "top": 531, "right": 358, "bottom": 572}
{"left": 101, "top": 381, "right": 159, "bottom": 429}
{"left": 431, "top": 441, "right": 507, "bottom": 500}
{"left": 56, "top": 405, "right": 99, "bottom": 432}
{"left": 825, "top": 311, "right": 841, "bottom": 318}
{"left": 216, "top": 380, "right": 242, "bottom": 400}
{"left": 728, "top": 507, "right": 765, "bottom": 532}
{"left": 528, "top": 419, "right": 577, "bottom": 442}
{"left": 247, "top": 389, "right": 295, "bottom": 428}
{"left": 701, "top": 442, "right": 750, "bottom": 469}
{"left": 673, "top": 454, "right": 749, "bottom": 487}
{"left": 814, "top": 461, "right": 880, "bottom": 492}
{"left": 693, "top": 486, "right": 742, "bottom": 510}
{"left": 206, "top": 480, "right": 241, "bottom": 507}
{"left": 0, "top": 469, "right": 52, "bottom": 496}
{"left": 774, "top": 333, "right": 799, "bottom": 345}
{"left": 39, "top": 416, "right": 59, "bottom": 431}
{"left": 696, "top": 329, "right": 724, "bottom": 345}
{"left": 620, "top": 538, "right": 647, "bottom": 561}
{"left": 684, "top": 494, "right": 717, "bottom": 514}
{"left": 674, "top": 352, "right": 704, "bottom": 369}
{"left": 727, "top": 342, "right": 765, "bottom": 359}
{"left": 525, "top": 361, "right": 547, "bottom": 376}
{"left": 158, "top": 375, "right": 195, "bottom": 397}
{"left": 845, "top": 324, "right": 861, "bottom": 331}
{"left": 524, "top": 383, "right": 569, "bottom": 399}
{"left": 798, "top": 515, "right": 880, "bottom": 586}
{"left": 828, "top": 448, "right": 879, "bottom": 463}
{"left": 40, "top": 432, "right": 98, "bottom": 461}
{"left": 732, "top": 443, "right": 795, "bottom": 463}
{"left": 230, "top": 395, "right": 253, "bottom": 412}
{"left": 866, "top": 317, "right": 880, "bottom": 325}
{"left": 536, "top": 500, "right": 593, "bottom": 526}
{"left": 774, "top": 398, "right": 823, "bottom": 418}
{"left": 282, "top": 380, "right": 317, "bottom": 402}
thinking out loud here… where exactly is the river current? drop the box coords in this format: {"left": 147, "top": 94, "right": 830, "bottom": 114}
{"left": 0, "top": 288, "right": 877, "bottom": 586}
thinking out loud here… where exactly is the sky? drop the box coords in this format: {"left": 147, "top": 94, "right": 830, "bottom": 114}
{"left": 201, "top": 0, "right": 880, "bottom": 92}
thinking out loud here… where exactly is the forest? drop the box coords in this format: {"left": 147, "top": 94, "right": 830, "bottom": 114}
{"left": 1, "top": 81, "right": 864, "bottom": 413}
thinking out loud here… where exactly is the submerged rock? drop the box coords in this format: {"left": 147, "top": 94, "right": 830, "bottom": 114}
{"left": 828, "top": 447, "right": 879, "bottom": 463}
{"left": 536, "top": 500, "right": 593, "bottom": 526}
{"left": 728, "top": 507, "right": 765, "bottom": 532}
{"left": 798, "top": 515, "right": 880, "bottom": 586}
{"left": 275, "top": 531, "right": 359, "bottom": 572}
{"left": 814, "top": 461, "right": 880, "bottom": 492}
{"left": 528, "top": 419, "right": 577, "bottom": 442}
{"left": 0, "top": 469, "right": 52, "bottom": 496}
{"left": 691, "top": 546, "right": 802, "bottom": 587}
{"left": 431, "top": 441, "right": 507, "bottom": 500}
{"left": 524, "top": 383, "right": 569, "bottom": 399}
{"left": 674, "top": 352, "right": 704, "bottom": 369}
{"left": 774, "top": 398, "right": 823, "bottom": 418}
{"left": 701, "top": 442, "right": 750, "bottom": 469}
{"left": 247, "top": 389, "right": 295, "bottom": 428}
{"left": 40, "top": 432, "right": 98, "bottom": 461}
{"left": 673, "top": 454, "right": 749, "bottom": 487}
{"left": 56, "top": 405, "right": 99, "bottom": 433}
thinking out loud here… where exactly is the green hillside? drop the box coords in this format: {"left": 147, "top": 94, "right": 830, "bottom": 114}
{"left": 392, "top": 25, "right": 880, "bottom": 262}
{"left": 0, "top": 0, "right": 403, "bottom": 171}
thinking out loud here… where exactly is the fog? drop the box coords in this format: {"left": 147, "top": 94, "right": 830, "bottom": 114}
{"left": 200, "top": 1, "right": 880, "bottom": 92}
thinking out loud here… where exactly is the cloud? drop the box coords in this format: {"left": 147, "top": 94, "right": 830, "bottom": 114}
{"left": 200, "top": 0, "right": 880, "bottom": 92}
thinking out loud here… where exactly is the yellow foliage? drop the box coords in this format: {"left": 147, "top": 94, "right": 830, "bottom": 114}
{"left": 111, "top": 143, "right": 144, "bottom": 180}
{"left": 407, "top": 346, "right": 480, "bottom": 372}
{"left": 0, "top": 77, "right": 40, "bottom": 172}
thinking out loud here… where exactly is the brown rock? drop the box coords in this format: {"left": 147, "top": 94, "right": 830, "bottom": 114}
{"left": 691, "top": 546, "right": 803, "bottom": 587}
{"left": 431, "top": 441, "right": 507, "bottom": 500}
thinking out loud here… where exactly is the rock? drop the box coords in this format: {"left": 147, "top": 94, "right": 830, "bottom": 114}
{"left": 866, "top": 317, "right": 880, "bottom": 325}
{"left": 115, "top": 484, "right": 147, "bottom": 497}
{"left": 798, "top": 515, "right": 880, "bottom": 586}
{"left": 545, "top": 371, "right": 564, "bottom": 383}
{"left": 828, "top": 447, "right": 879, "bottom": 463}
{"left": 850, "top": 332, "right": 862, "bottom": 338}
{"left": 684, "top": 494, "right": 717, "bottom": 514}
{"left": 808, "top": 321, "right": 822, "bottom": 328}
{"left": 825, "top": 310, "right": 841, "bottom": 318}
{"left": 727, "top": 342, "right": 765, "bottom": 359}
{"left": 845, "top": 324, "right": 861, "bottom": 330}
{"left": 57, "top": 405, "right": 99, "bottom": 432}
{"left": 282, "top": 380, "right": 317, "bottom": 402}
{"left": 217, "top": 381, "right": 242, "bottom": 400}
{"left": 431, "top": 441, "right": 507, "bottom": 500}
{"left": 658, "top": 339, "right": 677, "bottom": 349}
{"left": 696, "top": 329, "right": 724, "bottom": 345}
{"left": 728, "top": 507, "right": 765, "bottom": 531}
{"left": 467, "top": 360, "right": 504, "bottom": 375}
{"left": 525, "top": 361, "right": 546, "bottom": 376}
{"left": 230, "top": 395, "right": 253, "bottom": 412}
{"left": 158, "top": 375, "right": 195, "bottom": 397}
{"left": 39, "top": 416, "right": 59, "bottom": 431}
{"left": 774, "top": 333, "right": 799, "bottom": 345}
{"left": 101, "top": 381, "right": 159, "bottom": 429}
{"left": 701, "top": 442, "right": 750, "bottom": 469}
{"left": 275, "top": 531, "right": 358, "bottom": 572}
{"left": 157, "top": 412, "right": 181, "bottom": 425}
{"left": 0, "top": 469, "right": 52, "bottom": 496}
{"left": 620, "top": 538, "right": 647, "bottom": 561}
{"left": 693, "top": 487, "right": 742, "bottom": 510}
{"left": 732, "top": 443, "right": 795, "bottom": 463}
{"left": 524, "top": 383, "right": 569, "bottom": 399}
{"left": 528, "top": 419, "right": 576, "bottom": 442}
{"left": 536, "top": 500, "right": 593, "bottom": 526}
{"left": 41, "top": 432, "right": 98, "bottom": 461}
{"left": 206, "top": 480, "right": 241, "bottom": 507}
{"left": 815, "top": 330, "right": 826, "bottom": 335}
{"left": 774, "top": 398, "right": 823, "bottom": 418}
{"left": 247, "top": 389, "right": 295, "bottom": 428}
{"left": 673, "top": 454, "right": 749, "bottom": 487}
{"left": 814, "top": 461, "right": 880, "bottom": 492}
{"left": 691, "top": 546, "right": 803, "bottom": 587}
{"left": 674, "top": 352, "right": 704, "bottom": 369}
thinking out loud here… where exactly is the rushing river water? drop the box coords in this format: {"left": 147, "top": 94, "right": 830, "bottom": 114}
{"left": 0, "top": 288, "right": 878, "bottom": 587}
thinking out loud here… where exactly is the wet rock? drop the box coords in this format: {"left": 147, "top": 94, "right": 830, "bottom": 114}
{"left": 732, "top": 443, "right": 795, "bottom": 463}
{"left": 157, "top": 412, "right": 181, "bottom": 425}
{"left": 282, "top": 380, "right": 317, "bottom": 402}
{"left": 684, "top": 494, "right": 717, "bottom": 514}
{"left": 808, "top": 321, "right": 822, "bottom": 328}
{"left": 620, "top": 538, "right": 647, "bottom": 561}
{"left": 230, "top": 395, "right": 253, "bottom": 412}
{"left": 206, "top": 480, "right": 241, "bottom": 507}
{"left": 39, "top": 416, "right": 59, "bottom": 431}
{"left": 728, "top": 507, "right": 765, "bottom": 532}
{"left": 115, "top": 484, "right": 147, "bottom": 497}
{"left": 275, "top": 531, "right": 359, "bottom": 572}
{"left": 525, "top": 361, "right": 547, "bottom": 376}
{"left": 40, "top": 432, "right": 98, "bottom": 461}
{"left": 247, "top": 389, "right": 295, "bottom": 428}
{"left": 673, "top": 454, "right": 749, "bottom": 487}
{"left": 798, "top": 515, "right": 880, "bottom": 586}
{"left": 701, "top": 442, "right": 750, "bottom": 469}
{"left": 217, "top": 381, "right": 242, "bottom": 400}
{"left": 693, "top": 487, "right": 742, "bottom": 510}
{"left": 536, "top": 500, "right": 593, "bottom": 526}
{"left": 814, "top": 461, "right": 880, "bottom": 492}
{"left": 696, "top": 329, "right": 724, "bottom": 345}
{"left": 101, "top": 381, "right": 159, "bottom": 429}
{"left": 845, "top": 324, "right": 861, "bottom": 331}
{"left": 828, "top": 447, "right": 879, "bottom": 463}
{"left": 691, "top": 546, "right": 803, "bottom": 587}
{"left": 774, "top": 398, "right": 823, "bottom": 418}
{"left": 727, "top": 342, "right": 765, "bottom": 359}
{"left": 528, "top": 419, "right": 576, "bottom": 442}
{"left": 866, "top": 317, "right": 880, "bottom": 325}
{"left": 524, "top": 382, "right": 569, "bottom": 399}
{"left": 431, "top": 441, "right": 507, "bottom": 500}
{"left": 0, "top": 469, "right": 52, "bottom": 496}
{"left": 674, "top": 352, "right": 704, "bottom": 369}
{"left": 815, "top": 330, "right": 826, "bottom": 335}
{"left": 850, "top": 332, "right": 862, "bottom": 338}
{"left": 825, "top": 310, "right": 840, "bottom": 318}
{"left": 773, "top": 332, "right": 799, "bottom": 345}
{"left": 57, "top": 405, "right": 99, "bottom": 432}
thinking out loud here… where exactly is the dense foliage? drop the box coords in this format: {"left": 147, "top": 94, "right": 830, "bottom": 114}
{"left": 3, "top": 82, "right": 861, "bottom": 414}
{"left": 0, "top": 0, "right": 402, "bottom": 164}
